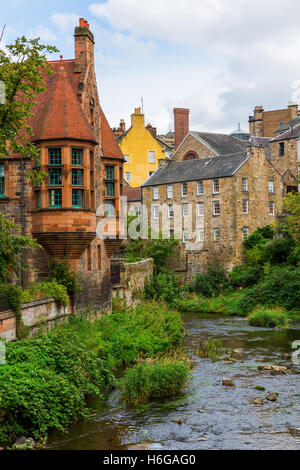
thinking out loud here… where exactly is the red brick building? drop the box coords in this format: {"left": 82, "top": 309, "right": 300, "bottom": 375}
{"left": 0, "top": 18, "right": 125, "bottom": 312}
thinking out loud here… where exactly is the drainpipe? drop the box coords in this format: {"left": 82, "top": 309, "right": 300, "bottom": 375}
{"left": 20, "top": 156, "right": 26, "bottom": 289}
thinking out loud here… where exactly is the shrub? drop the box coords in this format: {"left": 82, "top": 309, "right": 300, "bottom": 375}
{"left": 21, "top": 280, "right": 69, "bottom": 307}
{"left": 193, "top": 262, "right": 228, "bottom": 297}
{"left": 174, "top": 291, "right": 246, "bottom": 316}
{"left": 247, "top": 306, "right": 289, "bottom": 328}
{"left": 144, "top": 269, "right": 182, "bottom": 305}
{"left": 244, "top": 225, "right": 274, "bottom": 250}
{"left": 49, "top": 258, "right": 80, "bottom": 295}
{"left": 263, "top": 238, "right": 295, "bottom": 265}
{"left": 238, "top": 266, "right": 300, "bottom": 313}
{"left": 229, "top": 264, "right": 264, "bottom": 288}
{"left": 120, "top": 357, "right": 190, "bottom": 405}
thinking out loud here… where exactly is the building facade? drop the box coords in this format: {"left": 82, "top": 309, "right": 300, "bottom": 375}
{"left": 249, "top": 103, "right": 300, "bottom": 138}
{"left": 0, "top": 18, "right": 124, "bottom": 312}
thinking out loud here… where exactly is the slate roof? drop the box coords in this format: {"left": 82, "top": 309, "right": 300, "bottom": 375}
{"left": 274, "top": 116, "right": 300, "bottom": 134}
{"left": 270, "top": 123, "right": 300, "bottom": 142}
{"left": 142, "top": 151, "right": 249, "bottom": 187}
{"left": 190, "top": 131, "right": 248, "bottom": 155}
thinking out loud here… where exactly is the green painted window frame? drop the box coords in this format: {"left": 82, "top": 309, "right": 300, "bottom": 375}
{"left": 72, "top": 189, "right": 84, "bottom": 208}
{"left": 49, "top": 189, "right": 62, "bottom": 208}
{"left": 105, "top": 166, "right": 114, "bottom": 180}
{"left": 0, "top": 164, "right": 5, "bottom": 197}
{"left": 36, "top": 191, "right": 40, "bottom": 209}
{"left": 48, "top": 148, "right": 62, "bottom": 165}
{"left": 72, "top": 169, "right": 83, "bottom": 186}
{"left": 49, "top": 168, "right": 62, "bottom": 185}
{"left": 105, "top": 199, "right": 115, "bottom": 217}
{"left": 105, "top": 182, "right": 115, "bottom": 196}
{"left": 72, "top": 148, "right": 83, "bottom": 166}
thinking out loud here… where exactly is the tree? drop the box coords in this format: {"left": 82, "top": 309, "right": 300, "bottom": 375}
{"left": 0, "top": 36, "right": 58, "bottom": 183}
{"left": 282, "top": 191, "right": 300, "bottom": 242}
{"left": 0, "top": 213, "right": 38, "bottom": 283}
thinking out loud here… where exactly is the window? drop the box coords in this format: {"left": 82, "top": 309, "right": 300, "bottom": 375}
{"left": 167, "top": 185, "right": 173, "bottom": 199}
{"left": 72, "top": 169, "right": 83, "bottom": 186}
{"left": 105, "top": 182, "right": 115, "bottom": 197}
{"left": 197, "top": 202, "right": 204, "bottom": 217}
{"left": 49, "top": 148, "right": 61, "bottom": 165}
{"left": 90, "top": 151, "right": 94, "bottom": 168}
{"left": 49, "top": 189, "right": 62, "bottom": 208}
{"left": 197, "top": 181, "right": 203, "bottom": 195}
{"left": 242, "top": 200, "right": 248, "bottom": 214}
{"left": 213, "top": 179, "right": 219, "bottom": 194}
{"left": 213, "top": 201, "right": 220, "bottom": 216}
{"left": 124, "top": 155, "right": 129, "bottom": 163}
{"left": 36, "top": 191, "right": 40, "bottom": 209}
{"left": 243, "top": 227, "right": 249, "bottom": 240}
{"left": 183, "top": 231, "right": 188, "bottom": 243}
{"left": 105, "top": 200, "right": 116, "bottom": 217}
{"left": 213, "top": 228, "right": 220, "bottom": 241}
{"left": 182, "top": 182, "right": 187, "bottom": 198}
{"left": 134, "top": 205, "right": 142, "bottom": 216}
{"left": 97, "top": 245, "right": 101, "bottom": 270}
{"left": 279, "top": 142, "right": 285, "bottom": 156}
{"left": 48, "top": 168, "right": 62, "bottom": 185}
{"left": 268, "top": 180, "right": 274, "bottom": 194}
{"left": 242, "top": 178, "right": 248, "bottom": 192}
{"left": 125, "top": 172, "right": 131, "bottom": 182}
{"left": 72, "top": 148, "right": 83, "bottom": 166}
{"left": 87, "top": 245, "right": 92, "bottom": 271}
{"left": 168, "top": 204, "right": 174, "bottom": 219}
{"left": 105, "top": 166, "right": 114, "bottom": 180}
{"left": 153, "top": 186, "right": 159, "bottom": 200}
{"left": 153, "top": 205, "right": 159, "bottom": 220}
{"left": 269, "top": 201, "right": 275, "bottom": 215}
{"left": 197, "top": 228, "right": 205, "bottom": 242}
{"left": 182, "top": 203, "right": 189, "bottom": 218}
{"left": 149, "top": 151, "right": 155, "bottom": 163}
{"left": 72, "top": 189, "right": 84, "bottom": 208}
{"left": 0, "top": 164, "right": 4, "bottom": 197}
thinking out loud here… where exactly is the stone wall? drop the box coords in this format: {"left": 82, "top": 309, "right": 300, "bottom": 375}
{"left": 0, "top": 297, "right": 73, "bottom": 342}
{"left": 172, "top": 133, "right": 216, "bottom": 162}
{"left": 112, "top": 258, "right": 154, "bottom": 308}
{"left": 268, "top": 139, "right": 299, "bottom": 178}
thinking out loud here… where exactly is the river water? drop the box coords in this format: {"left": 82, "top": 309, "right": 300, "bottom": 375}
{"left": 47, "top": 314, "right": 300, "bottom": 450}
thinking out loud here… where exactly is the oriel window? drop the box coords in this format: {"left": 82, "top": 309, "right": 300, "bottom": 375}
{"left": 49, "top": 148, "right": 61, "bottom": 165}
{"left": 72, "top": 148, "right": 83, "bottom": 165}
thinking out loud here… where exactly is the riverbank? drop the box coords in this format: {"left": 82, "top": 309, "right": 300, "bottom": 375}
{"left": 0, "top": 301, "right": 185, "bottom": 447}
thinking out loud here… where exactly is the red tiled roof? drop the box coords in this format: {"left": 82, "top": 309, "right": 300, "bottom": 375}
{"left": 123, "top": 187, "right": 142, "bottom": 202}
{"left": 100, "top": 106, "right": 125, "bottom": 160}
{"left": 31, "top": 61, "right": 97, "bottom": 143}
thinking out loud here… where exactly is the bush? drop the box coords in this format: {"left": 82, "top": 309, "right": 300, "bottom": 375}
{"left": 120, "top": 358, "right": 190, "bottom": 405}
{"left": 263, "top": 238, "right": 295, "bottom": 265}
{"left": 229, "top": 264, "right": 264, "bottom": 288}
{"left": 238, "top": 266, "right": 300, "bottom": 313}
{"left": 49, "top": 258, "right": 80, "bottom": 295}
{"left": 21, "top": 280, "right": 69, "bottom": 307}
{"left": 144, "top": 269, "right": 182, "bottom": 305}
{"left": 193, "top": 262, "right": 228, "bottom": 297}
{"left": 174, "top": 291, "right": 246, "bottom": 316}
{"left": 244, "top": 225, "right": 274, "bottom": 250}
{"left": 247, "top": 306, "right": 289, "bottom": 328}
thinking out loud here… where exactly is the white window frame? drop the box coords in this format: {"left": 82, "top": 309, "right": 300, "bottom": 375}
{"left": 268, "top": 180, "right": 274, "bottom": 194}
{"left": 213, "top": 200, "right": 220, "bottom": 216}
{"left": 182, "top": 203, "right": 189, "bottom": 218}
{"left": 168, "top": 204, "right": 174, "bottom": 219}
{"left": 213, "top": 228, "right": 220, "bottom": 241}
{"left": 124, "top": 155, "right": 129, "bottom": 163}
{"left": 148, "top": 151, "right": 155, "bottom": 163}
{"left": 197, "top": 202, "right": 204, "bottom": 217}
{"left": 197, "top": 181, "right": 204, "bottom": 195}
{"left": 134, "top": 205, "right": 141, "bottom": 216}
{"left": 213, "top": 179, "right": 219, "bottom": 194}
{"left": 242, "top": 178, "right": 248, "bottom": 192}
{"left": 197, "top": 228, "right": 205, "bottom": 242}
{"left": 182, "top": 182, "right": 188, "bottom": 198}
{"left": 153, "top": 186, "right": 159, "bottom": 200}
{"left": 183, "top": 231, "right": 188, "bottom": 243}
{"left": 125, "top": 172, "right": 131, "bottom": 182}
{"left": 242, "top": 200, "right": 249, "bottom": 215}
{"left": 167, "top": 185, "right": 173, "bottom": 199}
{"left": 153, "top": 205, "right": 159, "bottom": 220}
{"left": 269, "top": 201, "right": 275, "bottom": 215}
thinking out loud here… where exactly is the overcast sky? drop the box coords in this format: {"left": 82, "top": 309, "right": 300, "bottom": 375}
{"left": 1, "top": 0, "right": 300, "bottom": 134}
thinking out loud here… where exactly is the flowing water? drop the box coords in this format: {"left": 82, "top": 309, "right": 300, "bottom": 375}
{"left": 47, "top": 314, "right": 300, "bottom": 450}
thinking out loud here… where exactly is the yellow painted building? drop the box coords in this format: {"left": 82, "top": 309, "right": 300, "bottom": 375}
{"left": 118, "top": 108, "right": 168, "bottom": 187}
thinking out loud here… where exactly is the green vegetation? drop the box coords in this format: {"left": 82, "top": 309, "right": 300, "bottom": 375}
{"left": 196, "top": 338, "right": 223, "bottom": 361}
{"left": 192, "top": 262, "right": 229, "bottom": 297}
{"left": 48, "top": 258, "right": 81, "bottom": 295}
{"left": 174, "top": 291, "right": 245, "bottom": 316}
{"left": 0, "top": 301, "right": 185, "bottom": 445}
{"left": 145, "top": 269, "right": 183, "bottom": 305}
{"left": 20, "top": 280, "right": 69, "bottom": 307}
{"left": 120, "top": 353, "right": 190, "bottom": 405}
{"left": 248, "top": 307, "right": 289, "bottom": 328}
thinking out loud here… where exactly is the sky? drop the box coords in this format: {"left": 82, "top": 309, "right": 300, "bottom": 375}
{"left": 1, "top": 0, "right": 300, "bottom": 135}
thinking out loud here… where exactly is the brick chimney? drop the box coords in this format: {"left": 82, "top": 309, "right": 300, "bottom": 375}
{"left": 74, "top": 18, "right": 95, "bottom": 72}
{"left": 120, "top": 119, "right": 126, "bottom": 133}
{"left": 146, "top": 123, "right": 157, "bottom": 137}
{"left": 174, "top": 108, "right": 189, "bottom": 150}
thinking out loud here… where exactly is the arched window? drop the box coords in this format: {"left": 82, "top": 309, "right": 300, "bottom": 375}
{"left": 183, "top": 152, "right": 198, "bottom": 161}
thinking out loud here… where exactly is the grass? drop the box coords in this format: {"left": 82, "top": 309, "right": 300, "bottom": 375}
{"left": 120, "top": 350, "right": 191, "bottom": 405}
{"left": 174, "top": 291, "right": 247, "bottom": 316}
{"left": 247, "top": 306, "right": 290, "bottom": 328}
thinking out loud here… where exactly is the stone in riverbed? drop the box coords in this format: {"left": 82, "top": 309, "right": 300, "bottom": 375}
{"left": 251, "top": 398, "right": 265, "bottom": 405}
{"left": 266, "top": 393, "right": 278, "bottom": 402}
{"left": 222, "top": 377, "right": 236, "bottom": 387}
{"left": 258, "top": 365, "right": 287, "bottom": 375}
{"left": 14, "top": 436, "right": 36, "bottom": 449}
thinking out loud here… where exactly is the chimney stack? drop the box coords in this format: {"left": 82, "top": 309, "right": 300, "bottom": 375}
{"left": 146, "top": 123, "right": 157, "bottom": 137}
{"left": 174, "top": 108, "right": 189, "bottom": 150}
{"left": 74, "top": 17, "right": 95, "bottom": 72}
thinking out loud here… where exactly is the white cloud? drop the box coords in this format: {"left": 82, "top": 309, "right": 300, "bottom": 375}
{"left": 27, "top": 25, "right": 56, "bottom": 42}
{"left": 51, "top": 13, "right": 79, "bottom": 34}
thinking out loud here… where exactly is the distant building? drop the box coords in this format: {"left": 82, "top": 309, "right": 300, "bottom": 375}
{"left": 117, "top": 108, "right": 170, "bottom": 187}
{"left": 230, "top": 123, "right": 250, "bottom": 141}
{"left": 249, "top": 103, "right": 300, "bottom": 137}
{"left": 123, "top": 187, "right": 142, "bottom": 216}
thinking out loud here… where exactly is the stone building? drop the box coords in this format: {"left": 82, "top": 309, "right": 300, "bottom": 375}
{"left": 142, "top": 143, "right": 284, "bottom": 279}
{"left": 249, "top": 103, "right": 300, "bottom": 138}
{"left": 0, "top": 18, "right": 125, "bottom": 312}
{"left": 123, "top": 187, "right": 142, "bottom": 216}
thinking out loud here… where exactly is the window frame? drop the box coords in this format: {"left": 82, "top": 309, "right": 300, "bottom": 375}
{"left": 242, "top": 178, "right": 248, "bottom": 192}
{"left": 72, "top": 189, "right": 84, "bottom": 208}
{"left": 197, "top": 228, "right": 205, "bottom": 242}
{"left": 213, "top": 227, "right": 220, "bottom": 241}
{"left": 243, "top": 227, "right": 249, "bottom": 240}
{"left": 49, "top": 188, "right": 62, "bottom": 208}
{"left": 72, "top": 148, "right": 83, "bottom": 166}
{"left": 182, "top": 182, "right": 188, "bottom": 198}
{"left": 153, "top": 186, "right": 159, "bottom": 200}
{"left": 153, "top": 205, "right": 159, "bottom": 220}
{"left": 148, "top": 151, "right": 155, "bottom": 163}
{"left": 48, "top": 147, "right": 62, "bottom": 166}
{"left": 279, "top": 142, "right": 285, "bottom": 157}
{"left": 213, "top": 179, "right": 219, "bottom": 194}
{"left": 269, "top": 201, "right": 275, "bottom": 215}
{"left": 213, "top": 200, "right": 220, "bottom": 216}
{"left": 182, "top": 203, "right": 189, "bottom": 218}
{"left": 0, "top": 163, "right": 5, "bottom": 197}
{"left": 268, "top": 180, "right": 274, "bottom": 194}
{"left": 197, "top": 180, "right": 204, "bottom": 195}
{"left": 167, "top": 185, "right": 173, "bottom": 199}
{"left": 242, "top": 199, "right": 249, "bottom": 215}
{"left": 197, "top": 201, "right": 204, "bottom": 217}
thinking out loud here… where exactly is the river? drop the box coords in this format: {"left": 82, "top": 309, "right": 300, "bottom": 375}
{"left": 47, "top": 314, "right": 300, "bottom": 450}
